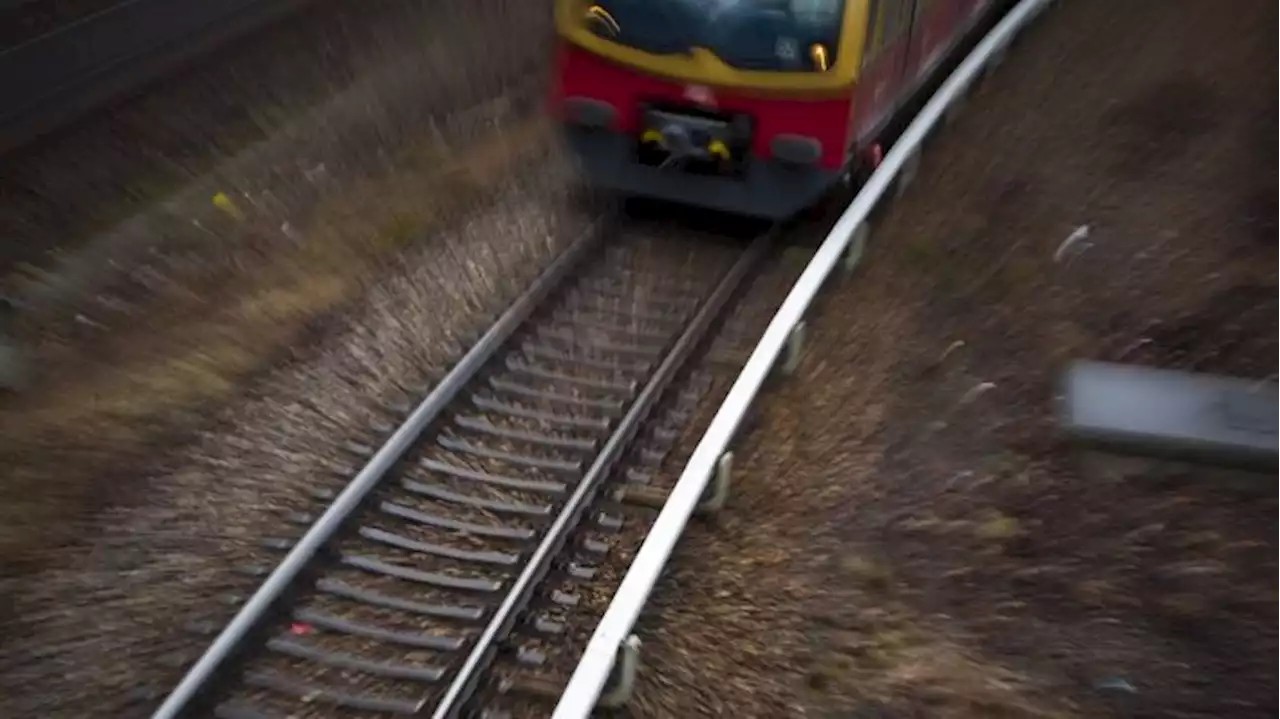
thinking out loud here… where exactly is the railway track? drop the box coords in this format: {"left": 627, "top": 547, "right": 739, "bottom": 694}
{"left": 154, "top": 219, "right": 774, "bottom": 718}
{"left": 152, "top": 0, "right": 1056, "bottom": 715}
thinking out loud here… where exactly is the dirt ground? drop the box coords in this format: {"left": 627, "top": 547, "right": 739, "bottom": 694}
{"left": 633, "top": 1, "right": 1277, "bottom": 718}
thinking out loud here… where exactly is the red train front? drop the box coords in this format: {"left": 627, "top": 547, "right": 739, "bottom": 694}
{"left": 549, "top": 0, "right": 1004, "bottom": 220}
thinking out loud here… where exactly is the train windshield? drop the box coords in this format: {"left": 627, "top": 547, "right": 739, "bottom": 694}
{"left": 584, "top": 0, "right": 847, "bottom": 72}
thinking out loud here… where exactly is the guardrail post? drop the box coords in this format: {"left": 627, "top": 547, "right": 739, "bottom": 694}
{"left": 984, "top": 46, "right": 1008, "bottom": 76}
{"left": 617, "top": 450, "right": 734, "bottom": 516}
{"left": 943, "top": 83, "right": 969, "bottom": 126}
{"left": 695, "top": 451, "right": 733, "bottom": 515}
{"left": 895, "top": 150, "right": 922, "bottom": 199}
{"left": 842, "top": 223, "right": 870, "bottom": 275}
{"left": 781, "top": 320, "right": 806, "bottom": 376}
{"left": 596, "top": 635, "right": 642, "bottom": 709}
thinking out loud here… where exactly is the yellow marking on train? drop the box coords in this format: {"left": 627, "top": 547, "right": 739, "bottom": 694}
{"left": 555, "top": 0, "right": 873, "bottom": 96}
{"left": 708, "top": 139, "right": 730, "bottom": 161}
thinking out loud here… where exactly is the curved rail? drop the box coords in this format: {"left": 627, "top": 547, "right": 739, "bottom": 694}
{"left": 0, "top": 0, "right": 318, "bottom": 153}
{"left": 552, "top": 0, "right": 1059, "bottom": 715}
{"left": 150, "top": 219, "right": 610, "bottom": 719}
{"left": 430, "top": 230, "right": 772, "bottom": 718}
{"left": 152, "top": 217, "right": 773, "bottom": 718}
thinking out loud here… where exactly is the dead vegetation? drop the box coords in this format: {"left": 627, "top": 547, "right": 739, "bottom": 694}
{"left": 0, "top": 176, "right": 594, "bottom": 717}
{"left": 0, "top": 0, "right": 547, "bottom": 259}
{"left": 0, "top": 2, "right": 597, "bottom": 712}
{"left": 630, "top": 1, "right": 1276, "bottom": 718}
{"left": 0, "top": 1, "right": 562, "bottom": 566}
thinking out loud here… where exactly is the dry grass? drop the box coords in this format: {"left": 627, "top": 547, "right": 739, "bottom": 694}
{"left": 622, "top": 239, "right": 1072, "bottom": 717}
{"left": 628, "top": 4, "right": 1274, "bottom": 719}
{"left": 0, "top": 115, "right": 561, "bottom": 567}
{"left": 0, "top": 0, "right": 550, "bottom": 259}
{"left": 0, "top": 3, "right": 590, "bottom": 712}
{"left": 0, "top": 171, "right": 594, "bottom": 716}
{"left": 806, "top": 604, "right": 1064, "bottom": 719}
{"left": 0, "top": 0, "right": 564, "bottom": 565}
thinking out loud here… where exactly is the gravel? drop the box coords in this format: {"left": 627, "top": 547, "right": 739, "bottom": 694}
{"left": 625, "top": 1, "right": 1277, "bottom": 718}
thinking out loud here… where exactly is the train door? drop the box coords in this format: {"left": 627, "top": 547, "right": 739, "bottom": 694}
{"left": 849, "top": 0, "right": 919, "bottom": 146}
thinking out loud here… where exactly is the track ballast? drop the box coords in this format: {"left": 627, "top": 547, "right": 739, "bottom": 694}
{"left": 156, "top": 218, "right": 773, "bottom": 719}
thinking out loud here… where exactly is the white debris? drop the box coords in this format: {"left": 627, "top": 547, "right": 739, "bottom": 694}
{"left": 959, "top": 381, "right": 997, "bottom": 405}
{"left": 74, "top": 313, "right": 107, "bottom": 330}
{"left": 303, "top": 163, "right": 329, "bottom": 185}
{"left": 939, "top": 339, "right": 967, "bottom": 364}
{"left": 1054, "top": 224, "right": 1092, "bottom": 262}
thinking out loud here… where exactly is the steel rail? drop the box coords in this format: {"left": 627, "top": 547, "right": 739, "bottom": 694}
{"left": 551, "top": 0, "right": 1057, "bottom": 715}
{"left": 149, "top": 219, "right": 609, "bottom": 719}
{"left": 431, "top": 229, "right": 775, "bottom": 718}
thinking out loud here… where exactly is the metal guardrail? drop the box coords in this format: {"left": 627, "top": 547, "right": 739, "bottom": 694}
{"left": 550, "top": 0, "right": 1058, "bottom": 715}
{"left": 0, "top": 0, "right": 318, "bottom": 153}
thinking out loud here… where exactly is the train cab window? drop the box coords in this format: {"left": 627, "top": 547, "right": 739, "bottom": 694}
{"left": 582, "top": 0, "right": 847, "bottom": 73}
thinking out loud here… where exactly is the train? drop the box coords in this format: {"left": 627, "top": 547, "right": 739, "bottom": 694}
{"left": 549, "top": 0, "right": 1008, "bottom": 220}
